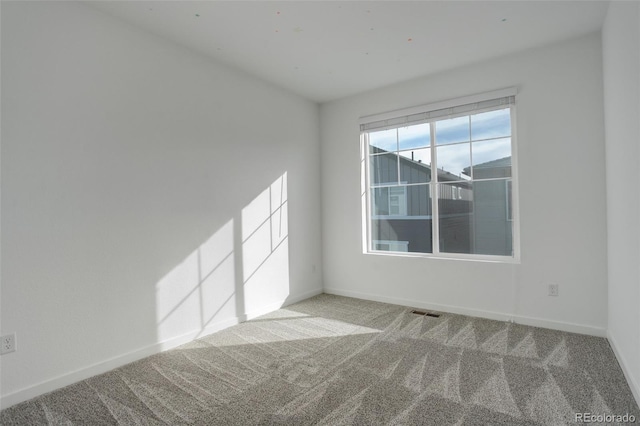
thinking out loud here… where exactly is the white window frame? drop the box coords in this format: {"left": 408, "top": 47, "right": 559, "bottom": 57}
{"left": 360, "top": 88, "right": 520, "bottom": 263}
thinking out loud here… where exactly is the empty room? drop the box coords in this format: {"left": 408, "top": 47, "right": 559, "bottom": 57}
{"left": 1, "top": 0, "right": 639, "bottom": 424}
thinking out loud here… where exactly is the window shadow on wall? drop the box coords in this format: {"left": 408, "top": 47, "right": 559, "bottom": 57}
{"left": 154, "top": 173, "right": 290, "bottom": 343}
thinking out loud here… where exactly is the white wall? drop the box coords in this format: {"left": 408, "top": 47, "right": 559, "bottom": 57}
{"left": 602, "top": 0, "right": 640, "bottom": 404}
{"left": 0, "top": 2, "right": 322, "bottom": 408}
{"left": 321, "top": 33, "right": 607, "bottom": 335}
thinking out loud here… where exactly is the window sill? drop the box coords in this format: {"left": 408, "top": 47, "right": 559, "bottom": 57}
{"left": 365, "top": 250, "right": 520, "bottom": 264}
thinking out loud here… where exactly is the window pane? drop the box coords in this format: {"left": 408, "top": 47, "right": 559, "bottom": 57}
{"left": 370, "top": 153, "right": 398, "bottom": 185}
{"left": 438, "top": 180, "right": 513, "bottom": 256}
{"left": 438, "top": 182, "right": 473, "bottom": 254}
{"left": 371, "top": 185, "right": 432, "bottom": 253}
{"left": 435, "top": 116, "right": 470, "bottom": 145}
{"left": 471, "top": 108, "right": 511, "bottom": 140}
{"left": 399, "top": 148, "right": 431, "bottom": 183}
{"left": 371, "top": 187, "right": 390, "bottom": 216}
{"left": 472, "top": 180, "right": 513, "bottom": 256}
{"left": 472, "top": 138, "right": 512, "bottom": 179}
{"left": 436, "top": 143, "right": 471, "bottom": 181}
{"left": 369, "top": 128, "right": 397, "bottom": 153}
{"left": 398, "top": 123, "right": 430, "bottom": 150}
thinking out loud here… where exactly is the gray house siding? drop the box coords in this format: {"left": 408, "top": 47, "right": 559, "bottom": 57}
{"left": 473, "top": 180, "right": 513, "bottom": 256}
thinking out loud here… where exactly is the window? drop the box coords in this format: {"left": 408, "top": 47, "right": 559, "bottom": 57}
{"left": 361, "top": 89, "right": 518, "bottom": 260}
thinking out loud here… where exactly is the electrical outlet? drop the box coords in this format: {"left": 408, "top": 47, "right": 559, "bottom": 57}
{"left": 548, "top": 284, "right": 559, "bottom": 297}
{"left": 1, "top": 333, "right": 16, "bottom": 355}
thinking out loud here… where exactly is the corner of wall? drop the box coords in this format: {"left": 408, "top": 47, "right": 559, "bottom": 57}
{"left": 608, "top": 331, "right": 640, "bottom": 407}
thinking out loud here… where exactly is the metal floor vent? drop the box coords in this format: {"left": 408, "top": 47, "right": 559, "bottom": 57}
{"left": 411, "top": 310, "right": 441, "bottom": 318}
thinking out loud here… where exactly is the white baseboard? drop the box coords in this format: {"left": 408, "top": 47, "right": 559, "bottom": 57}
{"left": 323, "top": 287, "right": 607, "bottom": 337}
{"left": 283, "top": 287, "right": 324, "bottom": 306}
{"left": 607, "top": 331, "right": 640, "bottom": 407}
{"left": 0, "top": 287, "right": 323, "bottom": 410}
{"left": 512, "top": 313, "right": 606, "bottom": 337}
{"left": 240, "top": 287, "right": 324, "bottom": 322}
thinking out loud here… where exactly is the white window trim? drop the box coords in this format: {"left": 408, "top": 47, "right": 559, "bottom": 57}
{"left": 361, "top": 88, "right": 521, "bottom": 263}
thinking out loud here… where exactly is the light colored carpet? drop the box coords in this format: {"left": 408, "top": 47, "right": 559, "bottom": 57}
{"left": 1, "top": 294, "right": 638, "bottom": 425}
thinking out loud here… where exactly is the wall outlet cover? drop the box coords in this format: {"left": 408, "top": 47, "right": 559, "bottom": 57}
{"left": 1, "top": 333, "right": 16, "bottom": 355}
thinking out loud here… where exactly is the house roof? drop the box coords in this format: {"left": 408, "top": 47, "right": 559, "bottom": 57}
{"left": 371, "top": 146, "right": 470, "bottom": 183}
{"left": 472, "top": 156, "right": 511, "bottom": 170}
{"left": 462, "top": 156, "right": 512, "bottom": 176}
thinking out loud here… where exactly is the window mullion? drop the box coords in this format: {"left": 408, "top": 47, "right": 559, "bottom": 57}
{"left": 469, "top": 115, "right": 476, "bottom": 253}
{"left": 431, "top": 124, "right": 440, "bottom": 255}
{"left": 396, "top": 129, "right": 401, "bottom": 185}
{"left": 363, "top": 133, "right": 373, "bottom": 253}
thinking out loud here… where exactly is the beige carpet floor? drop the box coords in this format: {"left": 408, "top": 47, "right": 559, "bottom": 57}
{"left": 1, "top": 294, "right": 638, "bottom": 425}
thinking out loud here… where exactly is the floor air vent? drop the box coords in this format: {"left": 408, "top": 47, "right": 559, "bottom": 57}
{"left": 411, "top": 310, "right": 441, "bottom": 318}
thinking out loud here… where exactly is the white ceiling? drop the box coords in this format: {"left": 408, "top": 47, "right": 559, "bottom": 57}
{"left": 92, "top": 1, "right": 609, "bottom": 103}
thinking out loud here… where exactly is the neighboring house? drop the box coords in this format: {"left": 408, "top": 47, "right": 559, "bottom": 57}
{"left": 370, "top": 147, "right": 512, "bottom": 255}
{"left": 462, "top": 157, "right": 513, "bottom": 256}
